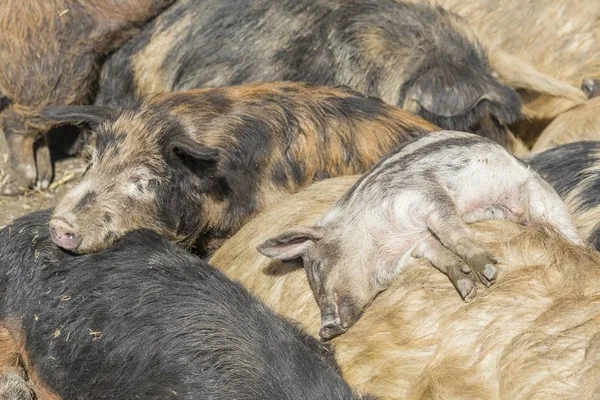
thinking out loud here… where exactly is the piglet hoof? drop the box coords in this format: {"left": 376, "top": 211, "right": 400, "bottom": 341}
{"left": 319, "top": 322, "right": 347, "bottom": 341}
{"left": 469, "top": 252, "right": 498, "bottom": 288}
{"left": 457, "top": 277, "right": 477, "bottom": 302}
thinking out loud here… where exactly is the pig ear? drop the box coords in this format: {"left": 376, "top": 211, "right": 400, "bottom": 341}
{"left": 403, "top": 64, "right": 522, "bottom": 125}
{"left": 169, "top": 136, "right": 220, "bottom": 180}
{"left": 257, "top": 227, "right": 325, "bottom": 261}
{"left": 41, "top": 105, "right": 113, "bottom": 126}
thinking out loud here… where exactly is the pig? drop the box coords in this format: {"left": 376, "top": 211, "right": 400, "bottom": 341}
{"left": 0, "top": 0, "right": 176, "bottom": 195}
{"left": 210, "top": 181, "right": 600, "bottom": 399}
{"left": 43, "top": 82, "right": 437, "bottom": 255}
{"left": 526, "top": 141, "right": 600, "bottom": 251}
{"left": 95, "top": 0, "right": 523, "bottom": 150}
{"left": 258, "top": 131, "right": 582, "bottom": 339}
{"left": 0, "top": 210, "right": 373, "bottom": 400}
{"left": 530, "top": 98, "right": 600, "bottom": 153}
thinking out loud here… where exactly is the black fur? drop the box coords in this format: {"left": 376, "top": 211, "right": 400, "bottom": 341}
{"left": 526, "top": 142, "right": 599, "bottom": 199}
{"left": 526, "top": 141, "right": 600, "bottom": 251}
{"left": 95, "top": 0, "right": 521, "bottom": 145}
{"left": 0, "top": 210, "right": 370, "bottom": 400}
{"left": 0, "top": 90, "right": 9, "bottom": 113}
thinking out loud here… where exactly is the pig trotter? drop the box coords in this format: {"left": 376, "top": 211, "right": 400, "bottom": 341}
{"left": 467, "top": 252, "right": 498, "bottom": 287}
{"left": 34, "top": 137, "right": 53, "bottom": 190}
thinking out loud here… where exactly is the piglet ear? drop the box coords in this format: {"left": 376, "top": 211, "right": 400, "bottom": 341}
{"left": 169, "top": 135, "right": 220, "bottom": 180}
{"left": 41, "top": 105, "right": 113, "bottom": 126}
{"left": 257, "top": 226, "right": 325, "bottom": 261}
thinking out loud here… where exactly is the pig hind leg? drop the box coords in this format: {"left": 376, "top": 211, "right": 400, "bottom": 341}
{"left": 412, "top": 238, "right": 478, "bottom": 302}
{"left": 525, "top": 176, "right": 583, "bottom": 245}
{"left": 423, "top": 193, "right": 498, "bottom": 288}
{"left": 1, "top": 135, "right": 36, "bottom": 196}
{"left": 34, "top": 136, "right": 53, "bottom": 190}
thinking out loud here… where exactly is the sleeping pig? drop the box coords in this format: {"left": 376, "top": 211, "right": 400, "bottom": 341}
{"left": 96, "top": 0, "right": 522, "bottom": 149}
{"left": 43, "top": 82, "right": 437, "bottom": 255}
{"left": 258, "top": 131, "right": 582, "bottom": 340}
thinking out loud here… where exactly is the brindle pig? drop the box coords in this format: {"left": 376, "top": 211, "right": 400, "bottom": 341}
{"left": 44, "top": 82, "right": 437, "bottom": 255}
{"left": 259, "top": 131, "right": 582, "bottom": 339}
{"left": 95, "top": 0, "right": 522, "bottom": 149}
{"left": 0, "top": 0, "right": 175, "bottom": 195}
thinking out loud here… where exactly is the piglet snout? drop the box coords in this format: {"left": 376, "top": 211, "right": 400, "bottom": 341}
{"left": 319, "top": 321, "right": 347, "bottom": 341}
{"left": 49, "top": 218, "right": 82, "bottom": 250}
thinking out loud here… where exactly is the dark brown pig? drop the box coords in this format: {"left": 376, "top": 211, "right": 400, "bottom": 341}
{"left": 44, "top": 82, "right": 437, "bottom": 255}
{"left": 0, "top": 0, "right": 175, "bottom": 195}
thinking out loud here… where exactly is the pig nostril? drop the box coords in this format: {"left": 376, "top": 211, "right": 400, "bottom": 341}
{"left": 49, "top": 218, "right": 82, "bottom": 250}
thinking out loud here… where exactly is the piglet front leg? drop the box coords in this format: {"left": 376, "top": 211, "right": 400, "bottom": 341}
{"left": 423, "top": 191, "right": 499, "bottom": 290}
{"left": 412, "top": 238, "right": 478, "bottom": 301}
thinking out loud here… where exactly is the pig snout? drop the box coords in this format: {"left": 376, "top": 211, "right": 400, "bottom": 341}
{"left": 49, "top": 218, "right": 82, "bottom": 250}
{"left": 318, "top": 297, "right": 363, "bottom": 340}
{"left": 319, "top": 313, "right": 347, "bottom": 341}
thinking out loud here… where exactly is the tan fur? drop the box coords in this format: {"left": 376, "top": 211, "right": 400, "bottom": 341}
{"left": 489, "top": 49, "right": 588, "bottom": 120}
{"left": 132, "top": 13, "right": 194, "bottom": 97}
{"left": 406, "top": 0, "right": 599, "bottom": 91}
{"left": 401, "top": 0, "right": 595, "bottom": 140}
{"left": 532, "top": 97, "right": 600, "bottom": 153}
{"left": 211, "top": 177, "right": 600, "bottom": 399}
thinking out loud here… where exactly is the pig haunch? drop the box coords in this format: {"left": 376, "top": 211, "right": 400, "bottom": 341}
{"left": 259, "top": 131, "right": 582, "bottom": 339}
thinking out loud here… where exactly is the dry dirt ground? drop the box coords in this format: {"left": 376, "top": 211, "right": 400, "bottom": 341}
{"left": 0, "top": 133, "right": 86, "bottom": 228}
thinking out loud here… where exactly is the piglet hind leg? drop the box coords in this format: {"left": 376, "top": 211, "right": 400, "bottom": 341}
{"left": 526, "top": 176, "right": 584, "bottom": 245}
{"left": 424, "top": 197, "right": 498, "bottom": 288}
{"left": 412, "top": 238, "right": 478, "bottom": 302}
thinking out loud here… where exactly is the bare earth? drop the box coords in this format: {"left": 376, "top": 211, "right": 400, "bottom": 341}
{"left": 0, "top": 133, "right": 86, "bottom": 228}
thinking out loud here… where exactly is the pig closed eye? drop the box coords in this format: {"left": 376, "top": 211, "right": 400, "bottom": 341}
{"left": 307, "top": 261, "right": 324, "bottom": 295}
{"left": 129, "top": 177, "right": 152, "bottom": 195}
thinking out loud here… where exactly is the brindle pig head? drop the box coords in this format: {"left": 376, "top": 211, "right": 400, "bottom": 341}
{"left": 258, "top": 226, "right": 379, "bottom": 340}
{"left": 42, "top": 105, "right": 222, "bottom": 254}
